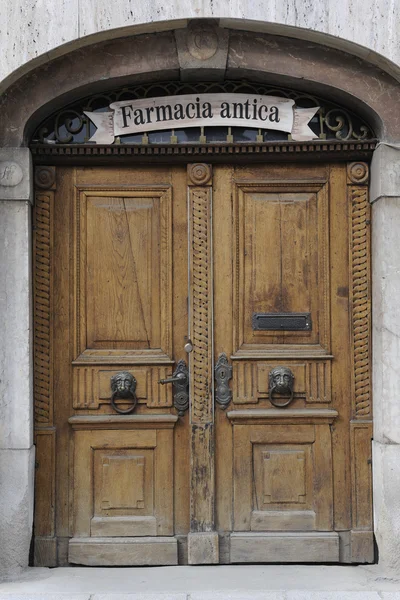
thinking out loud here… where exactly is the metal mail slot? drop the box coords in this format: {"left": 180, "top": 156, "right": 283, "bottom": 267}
{"left": 252, "top": 312, "right": 312, "bottom": 331}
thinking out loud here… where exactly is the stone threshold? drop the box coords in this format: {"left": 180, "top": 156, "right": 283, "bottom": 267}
{"left": 1, "top": 565, "right": 400, "bottom": 599}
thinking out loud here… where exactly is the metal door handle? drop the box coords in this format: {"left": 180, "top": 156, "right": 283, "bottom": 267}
{"left": 158, "top": 360, "right": 189, "bottom": 416}
{"left": 159, "top": 372, "right": 187, "bottom": 385}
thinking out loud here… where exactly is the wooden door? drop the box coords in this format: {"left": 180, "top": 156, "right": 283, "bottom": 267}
{"left": 213, "top": 162, "right": 373, "bottom": 563}
{"left": 33, "top": 165, "right": 190, "bottom": 566}
{"left": 33, "top": 161, "right": 373, "bottom": 566}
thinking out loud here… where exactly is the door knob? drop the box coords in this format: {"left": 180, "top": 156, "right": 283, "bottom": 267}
{"left": 184, "top": 339, "right": 193, "bottom": 353}
{"left": 158, "top": 360, "right": 189, "bottom": 416}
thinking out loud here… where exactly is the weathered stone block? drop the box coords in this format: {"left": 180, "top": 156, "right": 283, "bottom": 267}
{"left": 370, "top": 145, "right": 400, "bottom": 203}
{"left": 175, "top": 22, "right": 228, "bottom": 81}
{"left": 188, "top": 531, "right": 219, "bottom": 564}
{"left": 0, "top": 148, "right": 32, "bottom": 203}
{"left": 0, "top": 201, "right": 33, "bottom": 450}
{"left": 0, "top": 447, "right": 35, "bottom": 580}
{"left": 373, "top": 441, "right": 400, "bottom": 574}
{"left": 372, "top": 197, "right": 400, "bottom": 444}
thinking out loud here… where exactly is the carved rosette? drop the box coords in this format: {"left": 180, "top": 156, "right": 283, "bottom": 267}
{"left": 186, "top": 22, "right": 219, "bottom": 61}
{"left": 188, "top": 163, "right": 212, "bottom": 186}
{"left": 188, "top": 164, "right": 213, "bottom": 424}
{"left": 34, "top": 165, "right": 56, "bottom": 190}
{"left": 33, "top": 167, "right": 55, "bottom": 425}
{"left": 347, "top": 162, "right": 369, "bottom": 185}
{"left": 348, "top": 162, "right": 371, "bottom": 418}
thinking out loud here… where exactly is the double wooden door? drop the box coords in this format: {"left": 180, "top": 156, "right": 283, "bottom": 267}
{"left": 33, "top": 161, "right": 373, "bottom": 566}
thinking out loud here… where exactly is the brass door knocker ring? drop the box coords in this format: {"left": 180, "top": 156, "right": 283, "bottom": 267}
{"left": 110, "top": 371, "right": 138, "bottom": 414}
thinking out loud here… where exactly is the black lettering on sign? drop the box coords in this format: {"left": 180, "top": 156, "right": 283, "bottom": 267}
{"left": 220, "top": 102, "right": 231, "bottom": 119}
{"left": 202, "top": 102, "right": 213, "bottom": 118}
{"left": 133, "top": 108, "right": 145, "bottom": 125}
{"left": 174, "top": 104, "right": 185, "bottom": 120}
{"left": 121, "top": 105, "right": 133, "bottom": 128}
{"left": 186, "top": 103, "right": 196, "bottom": 119}
{"left": 145, "top": 106, "right": 154, "bottom": 123}
{"left": 252, "top": 99, "right": 258, "bottom": 120}
{"left": 244, "top": 100, "right": 251, "bottom": 120}
{"left": 270, "top": 106, "right": 280, "bottom": 122}
{"left": 155, "top": 105, "right": 173, "bottom": 122}
{"left": 258, "top": 105, "right": 269, "bottom": 121}
{"left": 232, "top": 103, "right": 244, "bottom": 119}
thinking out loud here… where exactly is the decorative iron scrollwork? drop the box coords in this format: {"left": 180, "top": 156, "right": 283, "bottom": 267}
{"left": 110, "top": 371, "right": 138, "bottom": 414}
{"left": 159, "top": 359, "right": 189, "bottom": 416}
{"left": 215, "top": 353, "right": 233, "bottom": 409}
{"left": 30, "top": 81, "right": 375, "bottom": 146}
{"left": 268, "top": 366, "right": 295, "bottom": 408}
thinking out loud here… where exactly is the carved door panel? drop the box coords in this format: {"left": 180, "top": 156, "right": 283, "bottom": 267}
{"left": 213, "top": 163, "right": 373, "bottom": 563}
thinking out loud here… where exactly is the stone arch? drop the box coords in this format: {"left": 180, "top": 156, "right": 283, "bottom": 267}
{"left": 0, "top": 24, "right": 399, "bottom": 147}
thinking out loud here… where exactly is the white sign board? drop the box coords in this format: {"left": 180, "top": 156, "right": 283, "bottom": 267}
{"left": 84, "top": 94, "right": 319, "bottom": 144}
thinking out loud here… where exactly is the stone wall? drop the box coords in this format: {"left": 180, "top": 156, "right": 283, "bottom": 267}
{"left": 1, "top": 2, "right": 400, "bottom": 94}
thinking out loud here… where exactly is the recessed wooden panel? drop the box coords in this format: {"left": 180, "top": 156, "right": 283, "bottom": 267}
{"left": 252, "top": 443, "right": 314, "bottom": 532}
{"left": 74, "top": 187, "right": 172, "bottom": 360}
{"left": 259, "top": 449, "right": 307, "bottom": 504}
{"left": 95, "top": 451, "right": 152, "bottom": 514}
{"left": 72, "top": 422, "right": 174, "bottom": 541}
{"left": 233, "top": 421, "right": 333, "bottom": 533}
{"left": 92, "top": 448, "right": 155, "bottom": 537}
{"left": 34, "top": 429, "right": 56, "bottom": 537}
{"left": 233, "top": 182, "right": 330, "bottom": 356}
{"left": 351, "top": 421, "right": 373, "bottom": 530}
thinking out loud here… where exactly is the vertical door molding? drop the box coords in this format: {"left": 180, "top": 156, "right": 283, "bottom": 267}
{"left": 33, "top": 165, "right": 57, "bottom": 566}
{"left": 347, "top": 162, "right": 372, "bottom": 420}
{"left": 347, "top": 161, "right": 374, "bottom": 562}
{"left": 187, "top": 163, "right": 218, "bottom": 564}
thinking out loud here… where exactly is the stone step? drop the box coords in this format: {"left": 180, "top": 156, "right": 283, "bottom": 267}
{"left": 1, "top": 566, "right": 400, "bottom": 599}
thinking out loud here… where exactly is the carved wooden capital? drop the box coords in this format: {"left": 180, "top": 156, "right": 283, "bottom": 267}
{"left": 187, "top": 163, "right": 212, "bottom": 186}
{"left": 347, "top": 162, "right": 369, "bottom": 185}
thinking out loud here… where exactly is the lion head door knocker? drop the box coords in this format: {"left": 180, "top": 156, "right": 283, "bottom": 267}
{"left": 110, "top": 371, "right": 137, "bottom": 414}
{"left": 268, "top": 366, "right": 295, "bottom": 408}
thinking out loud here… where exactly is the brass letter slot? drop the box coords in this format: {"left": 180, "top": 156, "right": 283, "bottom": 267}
{"left": 252, "top": 312, "right": 312, "bottom": 331}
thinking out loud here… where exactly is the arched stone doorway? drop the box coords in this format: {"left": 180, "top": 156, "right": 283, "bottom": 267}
{"left": 1, "top": 21, "right": 400, "bottom": 575}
